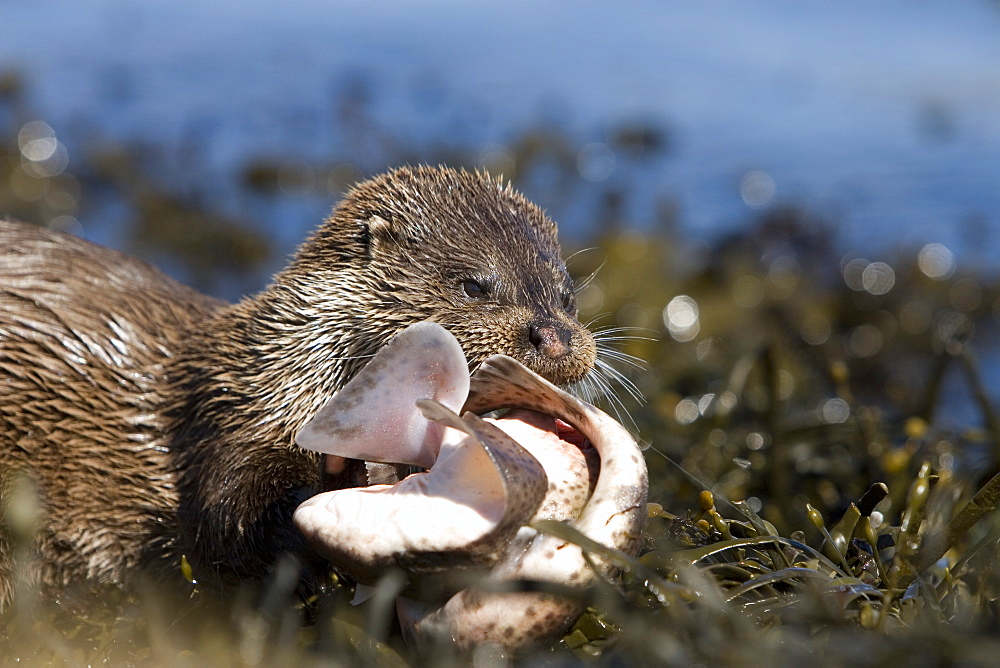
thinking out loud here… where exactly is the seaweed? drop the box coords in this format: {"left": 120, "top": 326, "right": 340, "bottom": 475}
{"left": 4, "top": 68, "right": 1000, "bottom": 664}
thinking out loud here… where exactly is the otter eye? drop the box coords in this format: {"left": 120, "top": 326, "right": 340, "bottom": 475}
{"left": 462, "top": 280, "right": 486, "bottom": 299}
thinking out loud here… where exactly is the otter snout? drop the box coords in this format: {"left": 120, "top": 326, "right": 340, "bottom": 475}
{"left": 528, "top": 320, "right": 572, "bottom": 359}
{"left": 520, "top": 316, "right": 597, "bottom": 387}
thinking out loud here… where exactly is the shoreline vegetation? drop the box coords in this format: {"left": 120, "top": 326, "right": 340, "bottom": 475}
{"left": 4, "top": 70, "right": 1000, "bottom": 663}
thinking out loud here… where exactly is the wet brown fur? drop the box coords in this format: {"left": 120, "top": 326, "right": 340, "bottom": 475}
{"left": 0, "top": 166, "right": 596, "bottom": 605}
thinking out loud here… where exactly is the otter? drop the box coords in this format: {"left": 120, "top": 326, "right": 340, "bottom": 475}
{"left": 0, "top": 166, "right": 597, "bottom": 606}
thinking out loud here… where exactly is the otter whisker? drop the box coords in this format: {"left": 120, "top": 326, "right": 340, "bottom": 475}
{"left": 583, "top": 312, "right": 612, "bottom": 330}
{"left": 583, "top": 365, "right": 639, "bottom": 434}
{"left": 568, "top": 371, "right": 604, "bottom": 406}
{"left": 564, "top": 246, "right": 598, "bottom": 268}
{"left": 595, "top": 356, "right": 644, "bottom": 405}
{"left": 564, "top": 346, "right": 644, "bottom": 434}
{"left": 572, "top": 258, "right": 605, "bottom": 294}
{"left": 593, "top": 347, "right": 647, "bottom": 371}
{"left": 590, "top": 326, "right": 652, "bottom": 374}
{"left": 570, "top": 374, "right": 601, "bottom": 405}
{"left": 562, "top": 312, "right": 652, "bottom": 433}
{"left": 591, "top": 328, "right": 658, "bottom": 348}
{"left": 591, "top": 324, "right": 653, "bottom": 334}
{"left": 591, "top": 326, "right": 657, "bottom": 339}
{"left": 599, "top": 351, "right": 649, "bottom": 371}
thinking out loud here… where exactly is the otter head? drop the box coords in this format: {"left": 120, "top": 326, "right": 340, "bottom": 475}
{"left": 287, "top": 166, "right": 597, "bottom": 389}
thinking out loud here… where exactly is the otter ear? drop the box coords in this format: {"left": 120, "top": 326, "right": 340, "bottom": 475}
{"left": 366, "top": 214, "right": 392, "bottom": 236}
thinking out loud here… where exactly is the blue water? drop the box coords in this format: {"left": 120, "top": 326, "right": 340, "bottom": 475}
{"left": 2, "top": 0, "right": 999, "bottom": 263}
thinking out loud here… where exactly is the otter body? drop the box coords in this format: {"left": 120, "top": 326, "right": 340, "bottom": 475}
{"left": 0, "top": 167, "right": 596, "bottom": 605}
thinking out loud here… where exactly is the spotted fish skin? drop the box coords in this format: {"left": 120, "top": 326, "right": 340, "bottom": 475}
{"left": 291, "top": 323, "right": 648, "bottom": 652}
{"left": 404, "top": 353, "right": 648, "bottom": 650}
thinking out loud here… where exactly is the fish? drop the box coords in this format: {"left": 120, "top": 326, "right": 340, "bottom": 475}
{"left": 293, "top": 321, "right": 649, "bottom": 650}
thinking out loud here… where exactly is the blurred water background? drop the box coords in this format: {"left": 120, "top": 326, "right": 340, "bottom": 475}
{"left": 2, "top": 0, "right": 1000, "bottom": 428}
{"left": 4, "top": 1, "right": 999, "bottom": 262}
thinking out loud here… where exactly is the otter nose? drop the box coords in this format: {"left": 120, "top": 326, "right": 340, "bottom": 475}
{"left": 528, "top": 322, "right": 572, "bottom": 360}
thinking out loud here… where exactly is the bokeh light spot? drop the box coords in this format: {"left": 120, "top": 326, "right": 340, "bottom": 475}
{"left": 708, "top": 429, "right": 727, "bottom": 446}
{"left": 739, "top": 170, "right": 775, "bottom": 208}
{"left": 848, "top": 323, "right": 883, "bottom": 357}
{"left": 18, "top": 120, "right": 56, "bottom": 160}
{"left": 934, "top": 311, "right": 969, "bottom": 343}
{"left": 819, "top": 398, "right": 850, "bottom": 424}
{"left": 675, "top": 397, "right": 699, "bottom": 425}
{"left": 717, "top": 390, "right": 738, "bottom": 414}
{"left": 899, "top": 301, "right": 932, "bottom": 335}
{"left": 918, "top": 243, "right": 955, "bottom": 280}
{"left": 50, "top": 215, "right": 82, "bottom": 236}
{"left": 23, "top": 141, "right": 68, "bottom": 178}
{"left": 779, "top": 369, "right": 795, "bottom": 400}
{"left": 618, "top": 302, "right": 657, "bottom": 330}
{"left": 801, "top": 313, "right": 831, "bottom": 346}
{"left": 577, "top": 143, "right": 615, "bottom": 182}
{"left": 949, "top": 278, "right": 982, "bottom": 312}
{"left": 861, "top": 262, "right": 895, "bottom": 295}
{"left": 663, "top": 295, "right": 700, "bottom": 342}
{"left": 478, "top": 144, "right": 515, "bottom": 178}
{"left": 10, "top": 168, "right": 49, "bottom": 201}
{"left": 45, "top": 187, "right": 77, "bottom": 212}
{"left": 17, "top": 120, "right": 68, "bottom": 178}
{"left": 576, "top": 281, "right": 604, "bottom": 314}
{"left": 842, "top": 257, "right": 869, "bottom": 291}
